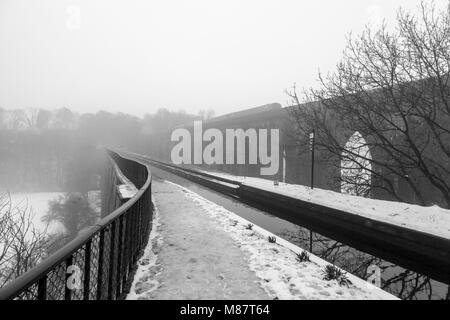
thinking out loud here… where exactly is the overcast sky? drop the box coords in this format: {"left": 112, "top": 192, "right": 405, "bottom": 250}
{"left": 0, "top": 0, "right": 448, "bottom": 117}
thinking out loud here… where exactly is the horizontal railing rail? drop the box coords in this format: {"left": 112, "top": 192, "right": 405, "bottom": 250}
{"left": 0, "top": 150, "right": 153, "bottom": 300}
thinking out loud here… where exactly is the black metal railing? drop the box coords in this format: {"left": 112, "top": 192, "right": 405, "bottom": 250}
{"left": 0, "top": 150, "right": 153, "bottom": 300}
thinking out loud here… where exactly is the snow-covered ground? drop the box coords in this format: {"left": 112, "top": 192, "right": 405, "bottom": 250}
{"left": 128, "top": 179, "right": 396, "bottom": 300}
{"left": 127, "top": 198, "right": 162, "bottom": 300}
{"left": 197, "top": 169, "right": 450, "bottom": 240}
{"left": 7, "top": 190, "right": 101, "bottom": 237}
{"left": 8, "top": 192, "right": 66, "bottom": 236}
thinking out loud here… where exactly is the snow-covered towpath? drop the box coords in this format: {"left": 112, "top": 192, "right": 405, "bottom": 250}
{"left": 127, "top": 179, "right": 269, "bottom": 300}
{"left": 127, "top": 178, "right": 396, "bottom": 300}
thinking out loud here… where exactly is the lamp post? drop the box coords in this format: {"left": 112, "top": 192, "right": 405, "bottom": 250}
{"left": 309, "top": 129, "right": 316, "bottom": 253}
{"left": 309, "top": 130, "right": 315, "bottom": 190}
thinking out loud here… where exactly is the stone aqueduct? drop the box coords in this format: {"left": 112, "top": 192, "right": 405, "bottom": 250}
{"left": 141, "top": 102, "right": 437, "bottom": 206}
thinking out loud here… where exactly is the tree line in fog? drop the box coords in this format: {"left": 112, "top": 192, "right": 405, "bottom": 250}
{"left": 0, "top": 106, "right": 214, "bottom": 288}
{"left": 0, "top": 107, "right": 214, "bottom": 192}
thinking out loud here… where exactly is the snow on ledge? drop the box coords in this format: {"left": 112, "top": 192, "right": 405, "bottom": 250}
{"left": 117, "top": 184, "right": 138, "bottom": 200}
{"left": 199, "top": 170, "right": 450, "bottom": 240}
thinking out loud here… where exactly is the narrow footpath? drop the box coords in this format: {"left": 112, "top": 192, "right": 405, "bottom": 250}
{"left": 128, "top": 179, "right": 269, "bottom": 300}
{"left": 127, "top": 178, "right": 396, "bottom": 300}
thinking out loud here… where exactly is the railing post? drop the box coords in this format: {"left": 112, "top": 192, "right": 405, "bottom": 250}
{"left": 107, "top": 221, "right": 116, "bottom": 300}
{"left": 83, "top": 240, "right": 92, "bottom": 300}
{"left": 124, "top": 215, "right": 130, "bottom": 284}
{"left": 65, "top": 255, "right": 73, "bottom": 300}
{"left": 136, "top": 200, "right": 142, "bottom": 253}
{"left": 96, "top": 229, "right": 105, "bottom": 300}
{"left": 37, "top": 276, "right": 47, "bottom": 300}
{"left": 128, "top": 207, "right": 134, "bottom": 264}
{"left": 115, "top": 216, "right": 124, "bottom": 299}
{"left": 132, "top": 205, "right": 139, "bottom": 263}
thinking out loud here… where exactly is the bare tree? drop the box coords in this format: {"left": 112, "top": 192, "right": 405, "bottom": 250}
{"left": 198, "top": 108, "right": 216, "bottom": 120}
{"left": 7, "top": 109, "right": 40, "bottom": 130}
{"left": 36, "top": 109, "right": 52, "bottom": 130}
{"left": 0, "top": 193, "right": 49, "bottom": 287}
{"left": 287, "top": 1, "right": 450, "bottom": 207}
{"left": 142, "top": 108, "right": 200, "bottom": 134}
{"left": 43, "top": 193, "right": 98, "bottom": 242}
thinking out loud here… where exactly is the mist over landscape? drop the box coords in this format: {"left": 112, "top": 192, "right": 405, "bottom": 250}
{"left": 0, "top": 0, "right": 449, "bottom": 304}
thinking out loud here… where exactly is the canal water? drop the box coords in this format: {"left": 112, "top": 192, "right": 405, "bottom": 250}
{"left": 150, "top": 166, "right": 449, "bottom": 300}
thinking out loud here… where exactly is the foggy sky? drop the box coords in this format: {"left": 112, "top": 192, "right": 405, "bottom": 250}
{"left": 0, "top": 0, "right": 448, "bottom": 117}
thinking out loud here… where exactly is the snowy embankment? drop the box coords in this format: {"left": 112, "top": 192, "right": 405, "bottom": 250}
{"left": 128, "top": 180, "right": 396, "bottom": 300}
{"left": 197, "top": 170, "right": 450, "bottom": 240}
